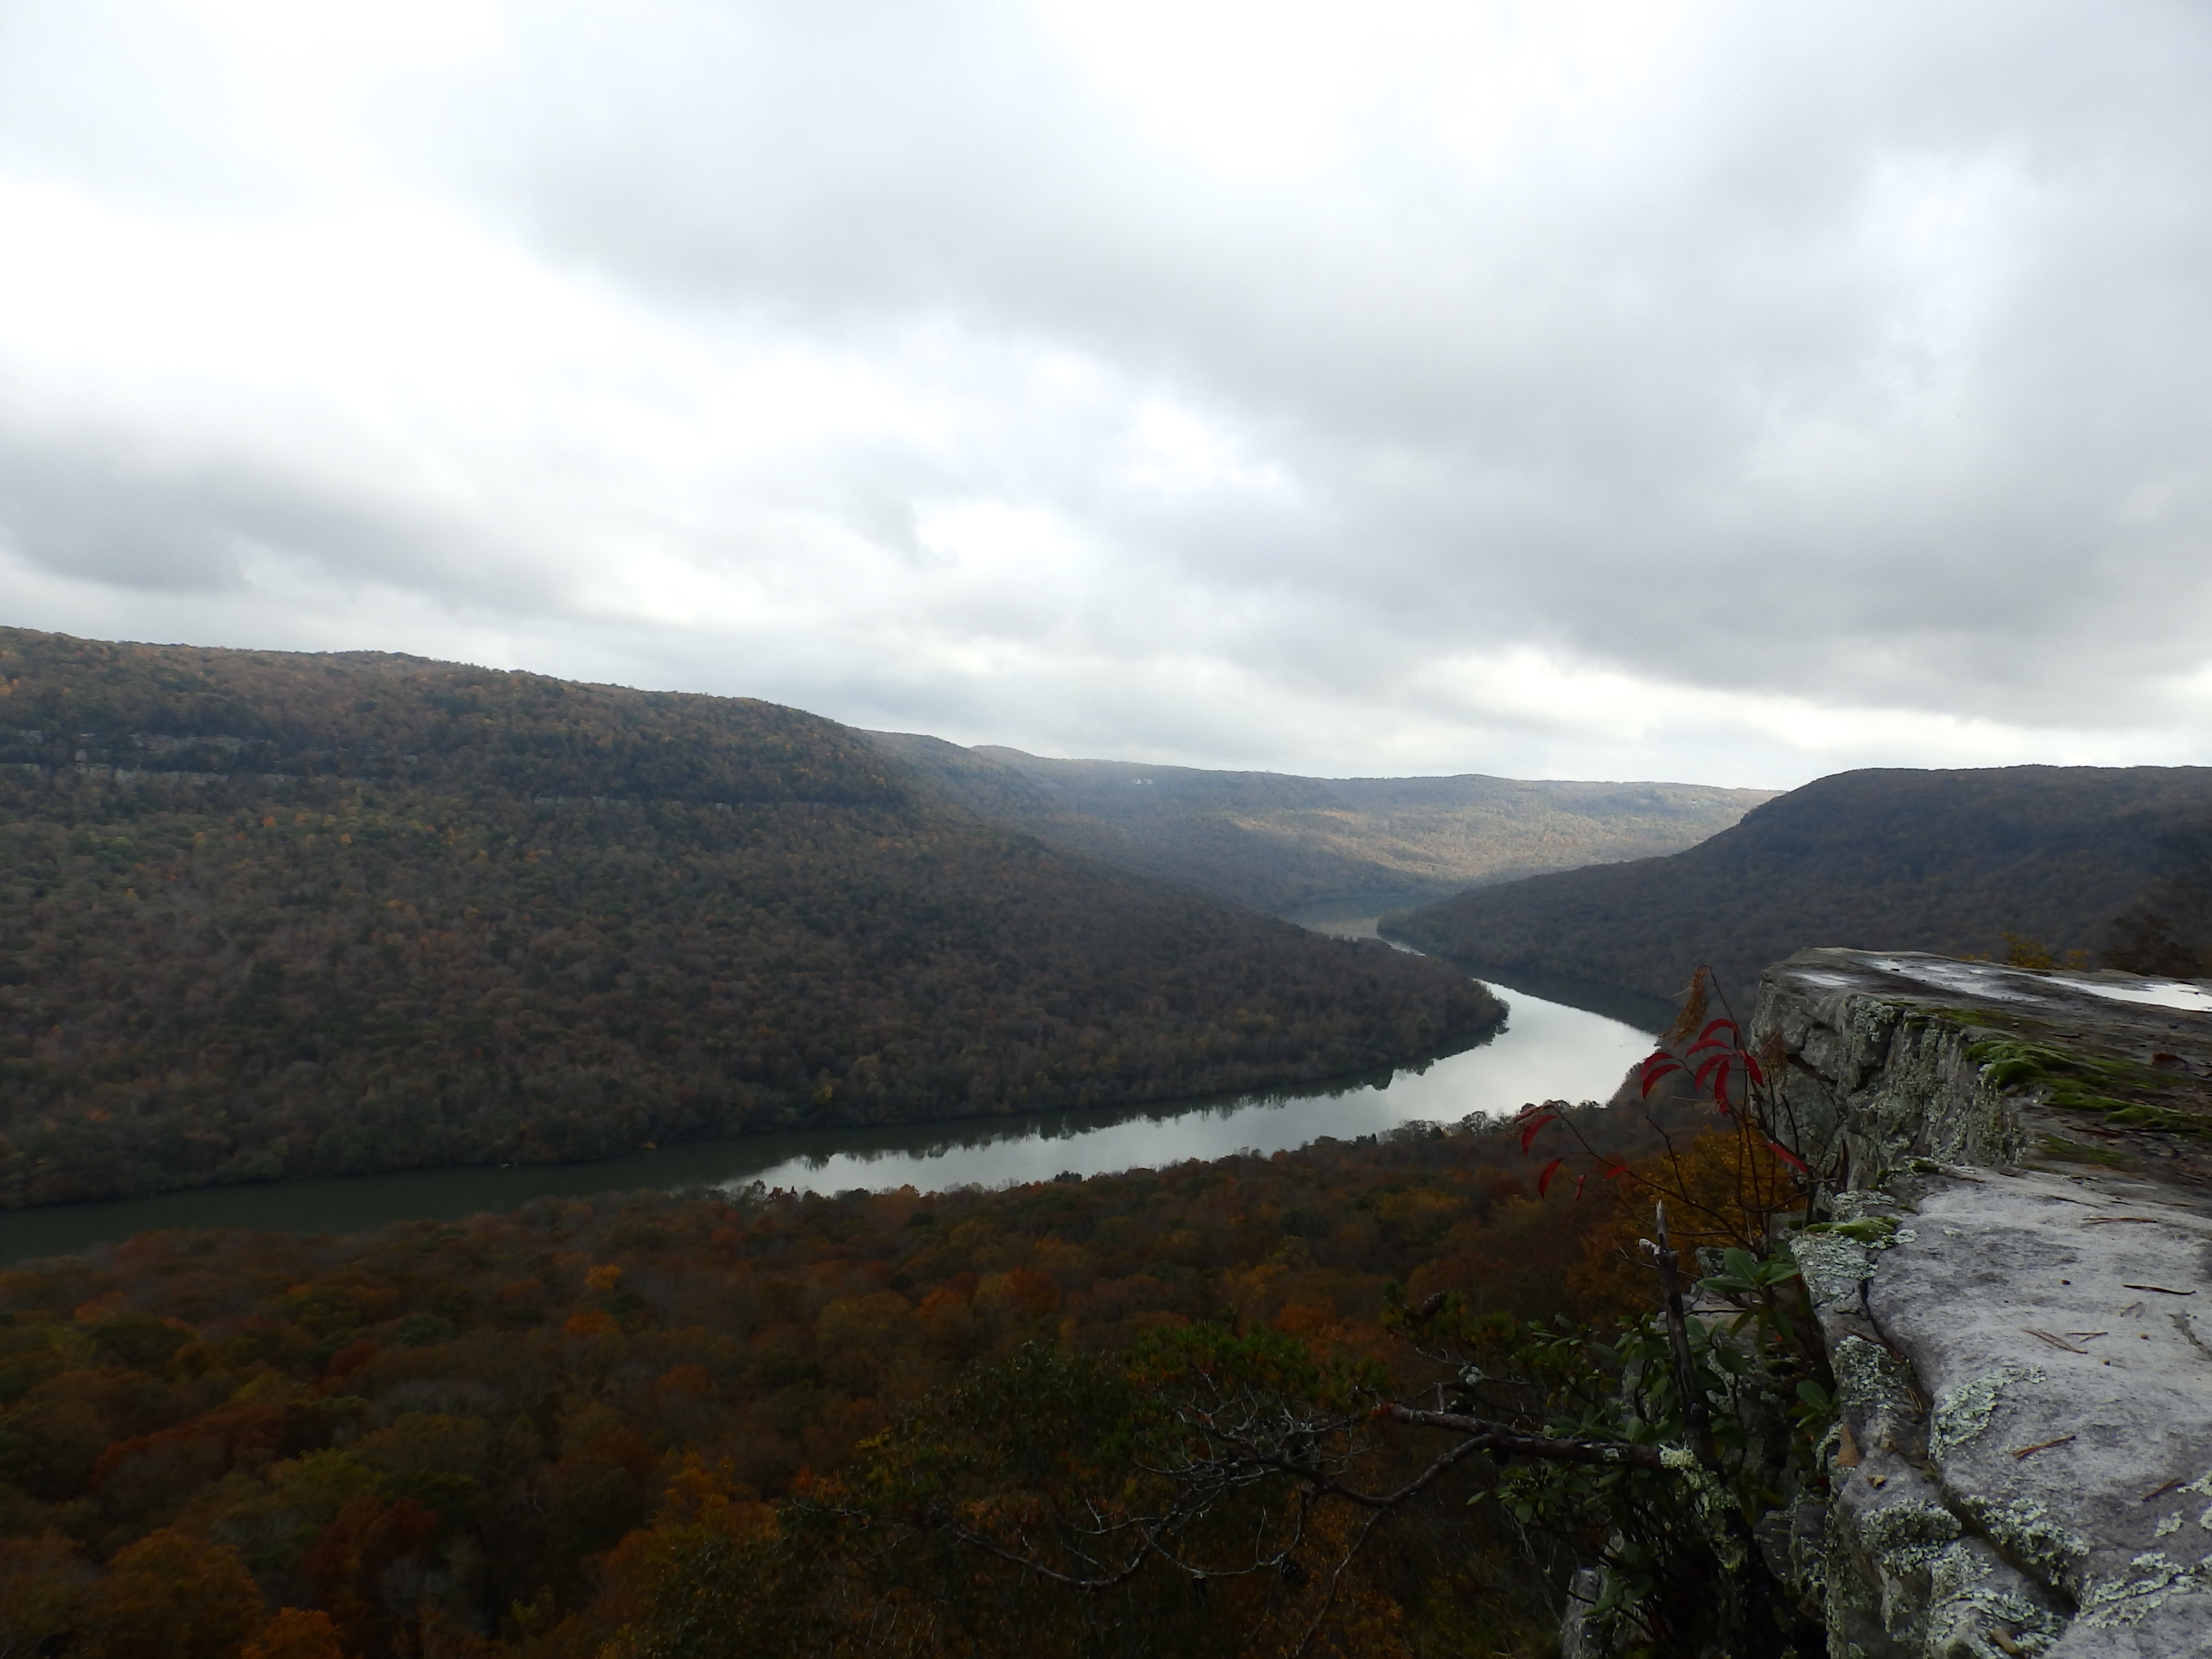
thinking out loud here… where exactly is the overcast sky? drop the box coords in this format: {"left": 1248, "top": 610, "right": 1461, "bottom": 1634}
{"left": 2, "top": 1, "right": 2209, "bottom": 787}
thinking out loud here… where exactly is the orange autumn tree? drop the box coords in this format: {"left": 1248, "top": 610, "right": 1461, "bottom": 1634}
{"left": 241, "top": 1608, "right": 345, "bottom": 1659}
{"left": 1566, "top": 1129, "right": 1790, "bottom": 1321}
{"left": 1514, "top": 965, "right": 1829, "bottom": 1250}
{"left": 74, "top": 1528, "right": 263, "bottom": 1659}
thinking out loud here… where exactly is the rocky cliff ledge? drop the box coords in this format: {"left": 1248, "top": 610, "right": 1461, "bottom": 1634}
{"left": 1754, "top": 949, "right": 2212, "bottom": 1657}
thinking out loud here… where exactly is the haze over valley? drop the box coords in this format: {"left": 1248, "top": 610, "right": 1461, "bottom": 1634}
{"left": 869, "top": 731, "right": 1774, "bottom": 921}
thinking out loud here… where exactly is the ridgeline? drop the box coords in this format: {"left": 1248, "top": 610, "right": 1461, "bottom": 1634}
{"left": 868, "top": 731, "right": 1772, "bottom": 920}
{"left": 1385, "top": 764, "right": 2212, "bottom": 1004}
{"left": 0, "top": 628, "right": 1500, "bottom": 1208}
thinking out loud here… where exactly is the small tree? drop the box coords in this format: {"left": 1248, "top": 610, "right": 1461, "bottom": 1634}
{"left": 1515, "top": 964, "right": 1836, "bottom": 1242}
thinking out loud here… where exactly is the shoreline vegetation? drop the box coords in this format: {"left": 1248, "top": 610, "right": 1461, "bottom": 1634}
{"left": 0, "top": 628, "right": 1501, "bottom": 1212}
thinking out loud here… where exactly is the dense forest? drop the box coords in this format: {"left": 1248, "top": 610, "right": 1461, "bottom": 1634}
{"left": 1385, "top": 765, "right": 2212, "bottom": 1002}
{"left": 869, "top": 733, "right": 1772, "bottom": 921}
{"left": 0, "top": 628, "right": 1500, "bottom": 1208}
{"left": 0, "top": 1108, "right": 1722, "bottom": 1659}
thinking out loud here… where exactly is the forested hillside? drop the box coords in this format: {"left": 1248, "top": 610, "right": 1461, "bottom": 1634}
{"left": 869, "top": 732, "right": 1772, "bottom": 920}
{"left": 0, "top": 628, "right": 1499, "bottom": 1208}
{"left": 1386, "top": 765, "right": 2212, "bottom": 1002}
{"left": 0, "top": 1117, "right": 1683, "bottom": 1659}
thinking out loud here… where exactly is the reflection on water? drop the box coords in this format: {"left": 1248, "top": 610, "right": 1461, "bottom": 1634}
{"left": 736, "top": 987, "right": 1645, "bottom": 1192}
{"left": 0, "top": 985, "right": 1649, "bottom": 1264}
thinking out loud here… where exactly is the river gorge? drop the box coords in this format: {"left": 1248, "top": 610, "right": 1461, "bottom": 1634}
{"left": 0, "top": 964, "right": 1651, "bottom": 1263}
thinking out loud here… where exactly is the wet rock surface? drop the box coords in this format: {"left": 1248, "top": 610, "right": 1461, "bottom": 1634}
{"left": 1758, "top": 948, "right": 2212, "bottom": 1190}
{"left": 1754, "top": 951, "right": 2212, "bottom": 1657}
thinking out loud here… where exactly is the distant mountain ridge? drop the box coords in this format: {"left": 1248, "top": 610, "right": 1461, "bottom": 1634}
{"left": 0, "top": 627, "right": 1499, "bottom": 1207}
{"left": 1384, "top": 765, "right": 2212, "bottom": 1004}
{"left": 865, "top": 732, "right": 1775, "bottom": 921}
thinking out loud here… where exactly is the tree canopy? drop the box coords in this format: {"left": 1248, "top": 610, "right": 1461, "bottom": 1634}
{"left": 0, "top": 628, "right": 1499, "bottom": 1208}
{"left": 0, "top": 1117, "right": 1688, "bottom": 1657}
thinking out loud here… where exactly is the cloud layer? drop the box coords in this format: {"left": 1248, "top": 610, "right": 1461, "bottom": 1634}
{"left": 3, "top": 0, "right": 2210, "bottom": 786}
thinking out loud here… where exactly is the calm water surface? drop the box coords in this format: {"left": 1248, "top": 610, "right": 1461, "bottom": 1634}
{"left": 0, "top": 941, "right": 1652, "bottom": 1262}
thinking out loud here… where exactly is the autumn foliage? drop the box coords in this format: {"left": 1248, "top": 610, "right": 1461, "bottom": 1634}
{"left": 1517, "top": 968, "right": 1823, "bottom": 1292}
{"left": 0, "top": 627, "right": 1499, "bottom": 1207}
{"left": 0, "top": 1116, "right": 1692, "bottom": 1657}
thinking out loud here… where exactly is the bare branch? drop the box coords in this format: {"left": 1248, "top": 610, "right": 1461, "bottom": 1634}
{"left": 1648, "top": 1202, "right": 1719, "bottom": 1469}
{"left": 1378, "top": 1406, "right": 1671, "bottom": 1472}
{"left": 1289, "top": 1505, "right": 1388, "bottom": 1659}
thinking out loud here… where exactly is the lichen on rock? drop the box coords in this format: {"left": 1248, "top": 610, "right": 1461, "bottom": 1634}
{"left": 1954, "top": 1493, "right": 2089, "bottom": 1593}
{"left": 1930, "top": 1362, "right": 2046, "bottom": 1458}
{"left": 1745, "top": 950, "right": 2212, "bottom": 1656}
{"left": 1831, "top": 1333, "right": 1921, "bottom": 1443}
{"left": 1795, "top": 1227, "right": 1879, "bottom": 1310}
{"left": 1859, "top": 1497, "right": 1964, "bottom": 1568}
{"left": 2073, "top": 1551, "right": 2212, "bottom": 1630}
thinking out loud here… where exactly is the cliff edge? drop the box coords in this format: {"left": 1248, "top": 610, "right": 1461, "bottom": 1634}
{"left": 1754, "top": 949, "right": 2212, "bottom": 1657}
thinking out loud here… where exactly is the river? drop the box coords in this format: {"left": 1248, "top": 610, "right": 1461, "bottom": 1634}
{"left": 0, "top": 934, "right": 1655, "bottom": 1263}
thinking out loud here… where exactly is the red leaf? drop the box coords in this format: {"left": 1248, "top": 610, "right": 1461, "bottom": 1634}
{"left": 1573, "top": 1174, "right": 1588, "bottom": 1200}
{"left": 1744, "top": 1054, "right": 1766, "bottom": 1087}
{"left": 1710, "top": 1059, "right": 1732, "bottom": 1107}
{"left": 1519, "top": 1112, "right": 1559, "bottom": 1155}
{"left": 1769, "top": 1140, "right": 1810, "bottom": 1174}
{"left": 1686, "top": 1022, "right": 1738, "bottom": 1057}
{"left": 1602, "top": 1162, "right": 1633, "bottom": 1182}
{"left": 1537, "top": 1157, "right": 1565, "bottom": 1197}
{"left": 1638, "top": 1056, "right": 1684, "bottom": 1098}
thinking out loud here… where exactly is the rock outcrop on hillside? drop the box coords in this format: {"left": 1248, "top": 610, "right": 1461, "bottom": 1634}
{"left": 1753, "top": 950, "right": 2212, "bottom": 1656}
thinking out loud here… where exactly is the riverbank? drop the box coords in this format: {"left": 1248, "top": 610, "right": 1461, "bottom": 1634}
{"left": 0, "top": 984, "right": 1649, "bottom": 1263}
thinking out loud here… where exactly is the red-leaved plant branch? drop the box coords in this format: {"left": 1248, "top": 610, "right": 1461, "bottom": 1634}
{"left": 1511, "top": 965, "right": 1840, "bottom": 1253}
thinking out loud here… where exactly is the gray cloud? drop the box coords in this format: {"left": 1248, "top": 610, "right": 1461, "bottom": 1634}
{"left": 0, "top": 424, "right": 565, "bottom": 616}
{"left": 2, "top": 1, "right": 2210, "bottom": 784}
{"left": 449, "top": 1, "right": 2212, "bottom": 708}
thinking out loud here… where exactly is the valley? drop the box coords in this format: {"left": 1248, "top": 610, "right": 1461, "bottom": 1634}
{"left": 0, "top": 629, "right": 1500, "bottom": 1208}
{"left": 11, "top": 627, "right": 2212, "bottom": 1659}
{"left": 869, "top": 731, "right": 1774, "bottom": 920}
